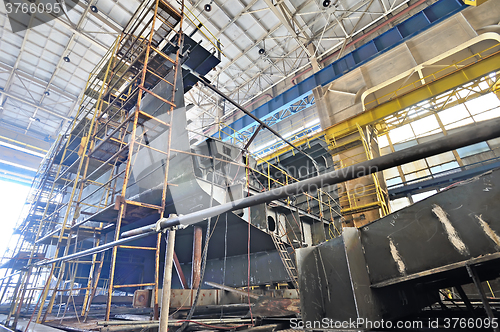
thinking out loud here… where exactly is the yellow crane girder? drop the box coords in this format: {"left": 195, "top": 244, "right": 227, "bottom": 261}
{"left": 261, "top": 50, "right": 500, "bottom": 162}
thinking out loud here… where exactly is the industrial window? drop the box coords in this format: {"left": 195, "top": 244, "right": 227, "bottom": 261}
{"left": 456, "top": 142, "right": 490, "bottom": 158}
{"left": 410, "top": 116, "right": 439, "bottom": 137}
{"left": 465, "top": 93, "right": 500, "bottom": 115}
{"left": 386, "top": 176, "right": 402, "bottom": 187}
{"left": 429, "top": 161, "right": 460, "bottom": 174}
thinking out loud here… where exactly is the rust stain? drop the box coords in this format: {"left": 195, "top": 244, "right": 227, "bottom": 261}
{"left": 251, "top": 297, "right": 300, "bottom": 317}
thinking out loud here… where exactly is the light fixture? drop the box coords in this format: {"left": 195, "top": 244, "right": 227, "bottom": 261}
{"left": 323, "top": 0, "right": 331, "bottom": 7}
{"left": 204, "top": 3, "right": 211, "bottom": 11}
{"left": 63, "top": 56, "right": 70, "bottom": 63}
{"left": 90, "top": 5, "right": 98, "bottom": 13}
{"left": 44, "top": 91, "right": 50, "bottom": 96}
{"left": 258, "top": 48, "right": 265, "bottom": 55}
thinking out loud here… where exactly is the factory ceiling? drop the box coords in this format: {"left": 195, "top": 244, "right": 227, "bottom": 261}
{"left": 0, "top": 0, "right": 430, "bottom": 184}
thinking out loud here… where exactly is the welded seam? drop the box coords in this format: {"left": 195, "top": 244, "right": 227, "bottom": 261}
{"left": 475, "top": 214, "right": 500, "bottom": 248}
{"left": 432, "top": 204, "right": 469, "bottom": 256}
{"left": 388, "top": 237, "right": 406, "bottom": 276}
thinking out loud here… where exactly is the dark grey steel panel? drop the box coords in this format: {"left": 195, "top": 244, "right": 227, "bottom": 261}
{"left": 343, "top": 227, "right": 381, "bottom": 321}
{"left": 297, "top": 237, "right": 357, "bottom": 322}
{"left": 173, "top": 212, "right": 277, "bottom": 263}
{"left": 360, "top": 169, "right": 500, "bottom": 285}
{"left": 297, "top": 170, "right": 500, "bottom": 324}
{"left": 174, "top": 251, "right": 289, "bottom": 288}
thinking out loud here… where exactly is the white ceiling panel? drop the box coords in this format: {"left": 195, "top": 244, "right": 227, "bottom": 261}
{"left": 0, "top": 0, "right": 430, "bottom": 182}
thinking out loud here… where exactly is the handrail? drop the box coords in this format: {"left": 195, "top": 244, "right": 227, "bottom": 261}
{"left": 184, "top": 5, "right": 225, "bottom": 57}
{"left": 216, "top": 123, "right": 339, "bottom": 217}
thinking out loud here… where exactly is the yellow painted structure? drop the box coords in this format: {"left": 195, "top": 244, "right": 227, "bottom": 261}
{"left": 261, "top": 46, "right": 500, "bottom": 163}
{"left": 463, "top": 0, "right": 489, "bottom": 6}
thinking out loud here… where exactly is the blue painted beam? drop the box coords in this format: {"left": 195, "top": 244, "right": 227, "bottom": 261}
{"left": 388, "top": 158, "right": 500, "bottom": 199}
{"left": 214, "top": 0, "right": 466, "bottom": 142}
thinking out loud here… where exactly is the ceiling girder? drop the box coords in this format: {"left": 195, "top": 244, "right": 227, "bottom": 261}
{"left": 0, "top": 90, "right": 72, "bottom": 121}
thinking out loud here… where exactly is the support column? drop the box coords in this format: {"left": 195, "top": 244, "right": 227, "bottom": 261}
{"left": 312, "top": 86, "right": 332, "bottom": 130}
{"left": 160, "top": 228, "right": 176, "bottom": 332}
{"left": 191, "top": 226, "right": 203, "bottom": 289}
{"left": 466, "top": 265, "right": 500, "bottom": 332}
{"left": 455, "top": 285, "right": 476, "bottom": 317}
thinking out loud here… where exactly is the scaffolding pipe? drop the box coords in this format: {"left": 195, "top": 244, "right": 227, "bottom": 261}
{"left": 193, "top": 71, "right": 320, "bottom": 168}
{"left": 27, "top": 117, "right": 500, "bottom": 267}
{"left": 34, "top": 232, "right": 154, "bottom": 266}
{"left": 160, "top": 228, "right": 176, "bottom": 332}
{"left": 123, "top": 116, "right": 500, "bottom": 237}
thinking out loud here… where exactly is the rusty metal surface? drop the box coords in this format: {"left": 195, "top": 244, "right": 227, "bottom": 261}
{"left": 132, "top": 290, "right": 151, "bottom": 308}
{"left": 168, "top": 289, "right": 220, "bottom": 307}
{"left": 250, "top": 297, "right": 300, "bottom": 318}
{"left": 191, "top": 226, "right": 203, "bottom": 289}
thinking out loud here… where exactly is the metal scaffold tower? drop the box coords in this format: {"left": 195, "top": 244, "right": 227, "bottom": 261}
{"left": 0, "top": 0, "right": 185, "bottom": 327}
{"left": 324, "top": 124, "right": 390, "bottom": 227}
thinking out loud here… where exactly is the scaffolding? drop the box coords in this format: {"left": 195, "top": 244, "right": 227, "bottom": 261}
{"left": 0, "top": 2, "right": 346, "bottom": 328}
{"left": 1, "top": 0, "right": 185, "bottom": 327}
{"left": 218, "top": 121, "right": 342, "bottom": 238}
{"left": 325, "top": 123, "right": 390, "bottom": 224}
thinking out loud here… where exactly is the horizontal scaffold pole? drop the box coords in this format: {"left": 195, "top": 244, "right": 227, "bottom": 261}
{"left": 123, "top": 117, "right": 500, "bottom": 236}
{"left": 32, "top": 117, "right": 500, "bottom": 266}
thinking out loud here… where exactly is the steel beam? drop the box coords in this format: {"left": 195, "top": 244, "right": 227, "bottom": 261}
{"left": 0, "top": 90, "right": 72, "bottom": 121}
{"left": 466, "top": 265, "right": 500, "bottom": 332}
{"left": 330, "top": 52, "right": 500, "bottom": 136}
{"left": 195, "top": 73, "right": 318, "bottom": 164}
{"left": 261, "top": 48, "right": 500, "bottom": 162}
{"left": 173, "top": 252, "right": 188, "bottom": 289}
{"left": 215, "top": 0, "right": 466, "bottom": 144}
